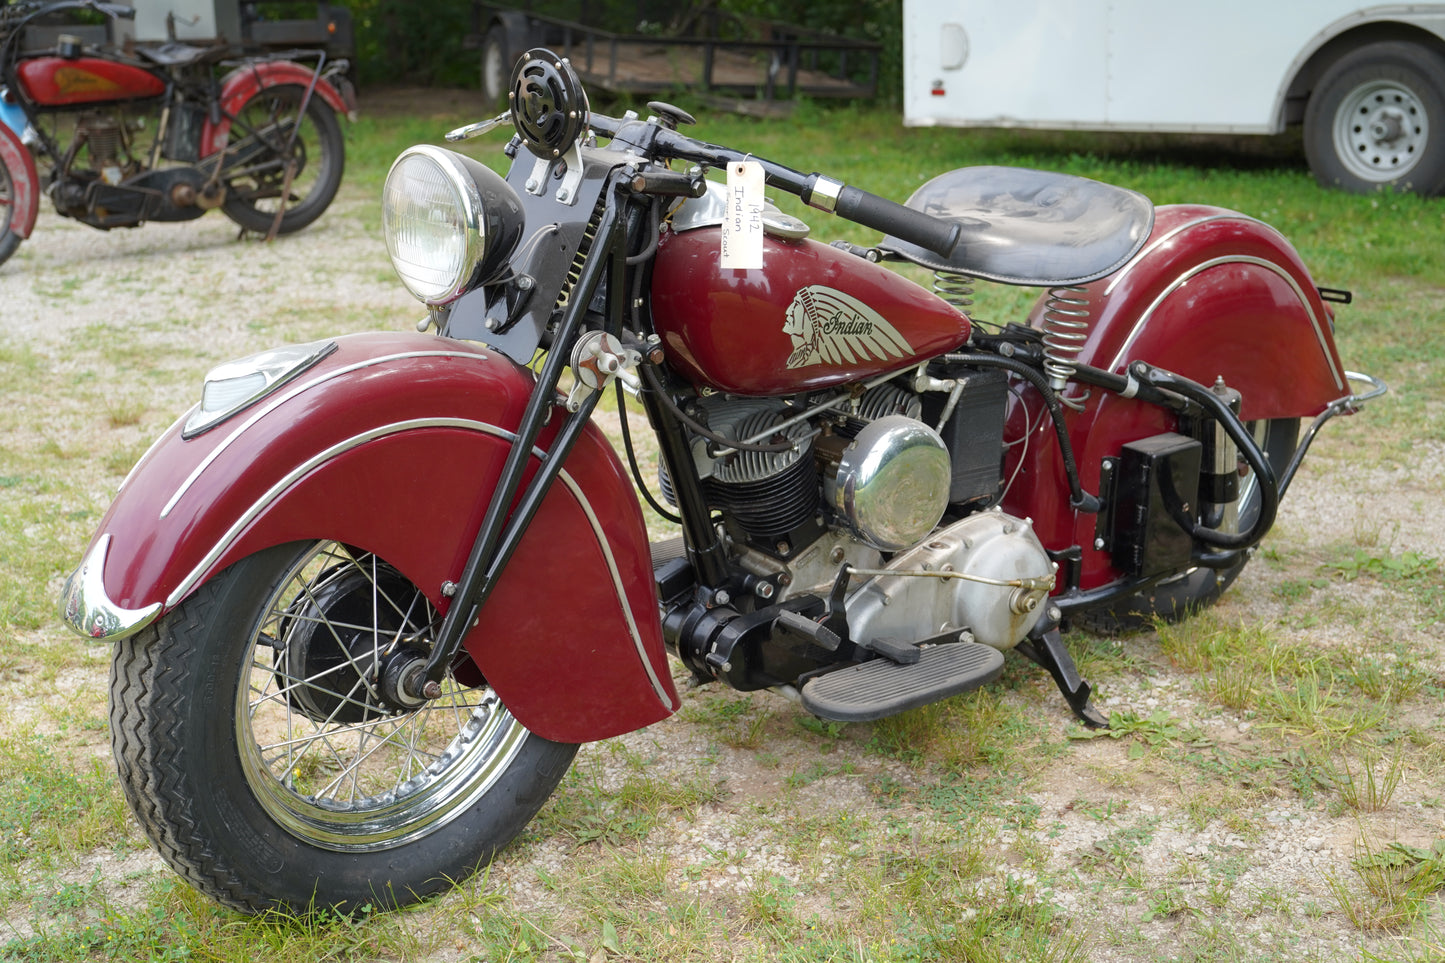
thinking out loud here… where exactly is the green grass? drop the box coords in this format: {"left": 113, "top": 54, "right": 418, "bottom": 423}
{"left": 1, "top": 87, "right": 1443, "bottom": 962}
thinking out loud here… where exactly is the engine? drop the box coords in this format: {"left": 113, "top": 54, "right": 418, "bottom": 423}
{"left": 661, "top": 368, "right": 1057, "bottom": 684}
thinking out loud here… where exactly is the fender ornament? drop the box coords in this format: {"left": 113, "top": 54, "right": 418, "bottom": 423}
{"left": 60, "top": 534, "right": 161, "bottom": 643}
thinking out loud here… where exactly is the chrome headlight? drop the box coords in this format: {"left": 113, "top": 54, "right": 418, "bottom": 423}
{"left": 382, "top": 145, "right": 524, "bottom": 305}
{"left": 183, "top": 340, "right": 337, "bottom": 437}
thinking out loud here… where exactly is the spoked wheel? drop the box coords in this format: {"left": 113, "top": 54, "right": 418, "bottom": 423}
{"left": 0, "top": 148, "right": 21, "bottom": 267}
{"left": 220, "top": 84, "right": 346, "bottom": 235}
{"left": 1078, "top": 418, "right": 1299, "bottom": 634}
{"left": 110, "top": 540, "right": 577, "bottom": 913}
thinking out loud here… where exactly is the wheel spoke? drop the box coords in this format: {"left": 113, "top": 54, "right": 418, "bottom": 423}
{"left": 233, "top": 540, "right": 530, "bottom": 851}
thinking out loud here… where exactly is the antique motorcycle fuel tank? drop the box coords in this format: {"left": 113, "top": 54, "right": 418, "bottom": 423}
{"left": 650, "top": 192, "right": 970, "bottom": 396}
{"left": 17, "top": 56, "right": 165, "bottom": 106}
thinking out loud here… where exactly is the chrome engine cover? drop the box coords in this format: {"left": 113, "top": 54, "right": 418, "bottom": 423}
{"left": 845, "top": 509, "right": 1057, "bottom": 651}
{"left": 821, "top": 414, "right": 951, "bottom": 552}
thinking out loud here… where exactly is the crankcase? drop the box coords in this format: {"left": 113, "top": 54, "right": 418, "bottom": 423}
{"left": 845, "top": 510, "right": 1057, "bottom": 651}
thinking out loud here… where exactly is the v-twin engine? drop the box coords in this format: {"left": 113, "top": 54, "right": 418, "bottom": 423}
{"left": 662, "top": 378, "right": 1057, "bottom": 685}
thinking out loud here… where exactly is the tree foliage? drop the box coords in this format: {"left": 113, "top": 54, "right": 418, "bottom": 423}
{"left": 341, "top": 0, "right": 902, "bottom": 99}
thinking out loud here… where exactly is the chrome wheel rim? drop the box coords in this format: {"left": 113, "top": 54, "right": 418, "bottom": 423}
{"left": 1334, "top": 78, "right": 1429, "bottom": 182}
{"left": 236, "top": 542, "right": 527, "bottom": 852}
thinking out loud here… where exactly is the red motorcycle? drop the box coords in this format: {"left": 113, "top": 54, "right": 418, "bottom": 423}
{"left": 62, "top": 51, "right": 1382, "bottom": 913}
{"left": 0, "top": 0, "right": 352, "bottom": 267}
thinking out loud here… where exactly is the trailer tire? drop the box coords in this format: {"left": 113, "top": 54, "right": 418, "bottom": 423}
{"left": 481, "top": 25, "right": 514, "bottom": 107}
{"left": 1303, "top": 41, "right": 1445, "bottom": 197}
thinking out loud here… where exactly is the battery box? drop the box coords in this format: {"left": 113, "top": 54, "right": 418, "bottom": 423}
{"left": 1109, "top": 432, "right": 1201, "bottom": 577}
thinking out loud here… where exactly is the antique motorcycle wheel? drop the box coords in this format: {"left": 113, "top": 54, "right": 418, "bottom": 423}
{"left": 220, "top": 84, "right": 346, "bottom": 235}
{"left": 1079, "top": 418, "right": 1299, "bottom": 633}
{"left": 0, "top": 150, "right": 20, "bottom": 267}
{"left": 109, "top": 540, "right": 577, "bottom": 913}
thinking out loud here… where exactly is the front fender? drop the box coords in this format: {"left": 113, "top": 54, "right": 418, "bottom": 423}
{"left": 200, "top": 60, "right": 355, "bottom": 157}
{"left": 0, "top": 122, "right": 39, "bottom": 238}
{"left": 62, "top": 331, "right": 677, "bottom": 742}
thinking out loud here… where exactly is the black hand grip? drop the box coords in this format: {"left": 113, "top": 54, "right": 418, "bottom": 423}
{"left": 834, "top": 185, "right": 960, "bottom": 259}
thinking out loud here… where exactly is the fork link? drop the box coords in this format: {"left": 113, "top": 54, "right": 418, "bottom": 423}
{"left": 1041, "top": 285, "right": 1091, "bottom": 391}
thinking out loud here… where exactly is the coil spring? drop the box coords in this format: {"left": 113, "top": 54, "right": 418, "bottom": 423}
{"left": 1041, "top": 285, "right": 1091, "bottom": 391}
{"left": 932, "top": 269, "right": 975, "bottom": 310}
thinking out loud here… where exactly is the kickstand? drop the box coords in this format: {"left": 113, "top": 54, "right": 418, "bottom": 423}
{"left": 1016, "top": 627, "right": 1109, "bottom": 729}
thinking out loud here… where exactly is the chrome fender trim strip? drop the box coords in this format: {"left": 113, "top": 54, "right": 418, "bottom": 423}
{"left": 1108, "top": 255, "right": 1346, "bottom": 392}
{"left": 160, "top": 349, "right": 486, "bottom": 519}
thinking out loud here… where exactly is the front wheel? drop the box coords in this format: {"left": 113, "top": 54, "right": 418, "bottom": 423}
{"left": 0, "top": 148, "right": 23, "bottom": 267}
{"left": 110, "top": 541, "right": 577, "bottom": 913}
{"left": 1303, "top": 41, "right": 1445, "bottom": 196}
{"left": 220, "top": 85, "right": 346, "bottom": 235}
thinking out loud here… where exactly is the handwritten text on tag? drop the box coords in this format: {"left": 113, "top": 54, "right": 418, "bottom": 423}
{"left": 721, "top": 161, "right": 765, "bottom": 270}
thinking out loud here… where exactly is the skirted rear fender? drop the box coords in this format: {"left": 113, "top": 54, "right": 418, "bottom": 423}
{"left": 1004, "top": 204, "right": 1354, "bottom": 590}
{"left": 61, "top": 332, "right": 678, "bottom": 743}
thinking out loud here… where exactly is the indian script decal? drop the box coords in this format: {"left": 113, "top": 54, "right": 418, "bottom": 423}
{"left": 783, "top": 285, "right": 913, "bottom": 369}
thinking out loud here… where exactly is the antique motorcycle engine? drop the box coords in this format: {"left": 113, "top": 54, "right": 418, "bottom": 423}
{"left": 662, "top": 374, "right": 1055, "bottom": 689}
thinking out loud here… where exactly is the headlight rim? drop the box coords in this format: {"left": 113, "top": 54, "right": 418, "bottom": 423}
{"left": 383, "top": 145, "right": 495, "bottom": 307}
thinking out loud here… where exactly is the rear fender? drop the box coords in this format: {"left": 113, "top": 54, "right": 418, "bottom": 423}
{"left": 0, "top": 122, "right": 39, "bottom": 238}
{"left": 1005, "top": 205, "right": 1352, "bottom": 590}
{"left": 200, "top": 60, "right": 355, "bottom": 158}
{"left": 63, "top": 332, "right": 677, "bottom": 742}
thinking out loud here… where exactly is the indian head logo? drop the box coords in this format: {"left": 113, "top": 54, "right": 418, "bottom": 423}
{"left": 783, "top": 286, "right": 913, "bottom": 369}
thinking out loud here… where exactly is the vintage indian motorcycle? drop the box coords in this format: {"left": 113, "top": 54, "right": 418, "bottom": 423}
{"left": 62, "top": 51, "right": 1383, "bottom": 913}
{"left": 0, "top": 0, "right": 352, "bottom": 268}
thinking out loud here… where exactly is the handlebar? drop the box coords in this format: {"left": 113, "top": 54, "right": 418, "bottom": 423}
{"left": 590, "top": 112, "right": 961, "bottom": 260}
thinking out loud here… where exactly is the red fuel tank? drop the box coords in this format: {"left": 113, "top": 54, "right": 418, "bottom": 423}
{"left": 650, "top": 228, "right": 969, "bottom": 396}
{"left": 17, "top": 57, "right": 165, "bottom": 107}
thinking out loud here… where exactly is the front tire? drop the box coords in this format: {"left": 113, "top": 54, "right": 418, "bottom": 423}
{"left": 0, "top": 149, "right": 23, "bottom": 267}
{"left": 110, "top": 541, "right": 577, "bottom": 913}
{"left": 220, "top": 85, "right": 346, "bottom": 235}
{"left": 1303, "top": 41, "right": 1445, "bottom": 196}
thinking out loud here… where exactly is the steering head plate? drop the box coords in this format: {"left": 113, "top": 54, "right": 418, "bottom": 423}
{"left": 510, "top": 49, "right": 589, "bottom": 159}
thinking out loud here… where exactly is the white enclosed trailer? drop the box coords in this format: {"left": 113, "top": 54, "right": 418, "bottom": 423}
{"left": 902, "top": 0, "right": 1445, "bottom": 195}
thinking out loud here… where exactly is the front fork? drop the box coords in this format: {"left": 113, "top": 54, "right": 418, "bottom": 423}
{"left": 413, "top": 191, "right": 631, "bottom": 694}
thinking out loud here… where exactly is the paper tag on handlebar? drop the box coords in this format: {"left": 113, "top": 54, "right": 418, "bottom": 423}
{"left": 721, "top": 161, "right": 765, "bottom": 270}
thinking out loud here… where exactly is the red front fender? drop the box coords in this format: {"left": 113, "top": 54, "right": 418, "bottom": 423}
{"left": 200, "top": 60, "right": 355, "bottom": 158}
{"left": 65, "top": 331, "right": 677, "bottom": 743}
{"left": 0, "top": 122, "right": 39, "bottom": 238}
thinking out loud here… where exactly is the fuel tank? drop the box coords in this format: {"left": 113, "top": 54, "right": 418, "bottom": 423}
{"left": 650, "top": 227, "right": 969, "bottom": 396}
{"left": 17, "top": 57, "right": 165, "bottom": 107}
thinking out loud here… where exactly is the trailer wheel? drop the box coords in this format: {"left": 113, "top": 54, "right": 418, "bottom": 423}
{"left": 481, "top": 26, "right": 513, "bottom": 107}
{"left": 1303, "top": 41, "right": 1445, "bottom": 196}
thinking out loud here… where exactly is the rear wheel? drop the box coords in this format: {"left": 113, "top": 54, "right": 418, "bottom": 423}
{"left": 110, "top": 540, "right": 577, "bottom": 913}
{"left": 0, "top": 149, "right": 22, "bottom": 267}
{"left": 1078, "top": 419, "right": 1299, "bottom": 634}
{"left": 221, "top": 84, "right": 346, "bottom": 235}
